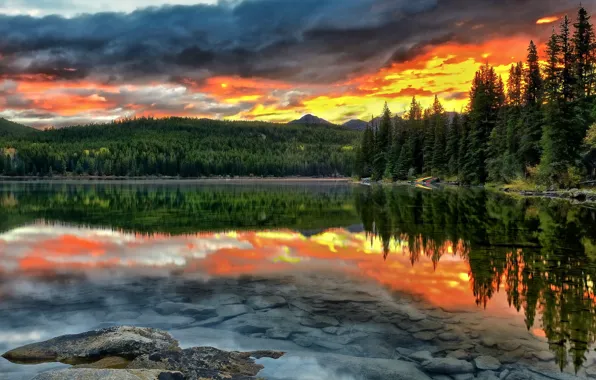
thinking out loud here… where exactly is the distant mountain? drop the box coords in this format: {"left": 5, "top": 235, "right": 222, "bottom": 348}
{"left": 289, "top": 114, "right": 334, "bottom": 126}
{"left": 0, "top": 118, "right": 37, "bottom": 137}
{"left": 342, "top": 119, "right": 368, "bottom": 131}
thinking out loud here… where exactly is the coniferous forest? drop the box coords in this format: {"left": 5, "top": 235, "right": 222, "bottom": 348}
{"left": 356, "top": 6, "right": 596, "bottom": 188}
{"left": 0, "top": 118, "right": 358, "bottom": 178}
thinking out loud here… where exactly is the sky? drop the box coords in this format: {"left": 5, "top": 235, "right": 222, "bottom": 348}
{"left": 0, "top": 0, "right": 592, "bottom": 128}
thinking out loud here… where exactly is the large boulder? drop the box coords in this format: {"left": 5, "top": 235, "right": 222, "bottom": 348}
{"left": 128, "top": 346, "right": 284, "bottom": 379}
{"left": 31, "top": 369, "right": 184, "bottom": 380}
{"left": 2, "top": 326, "right": 179, "bottom": 364}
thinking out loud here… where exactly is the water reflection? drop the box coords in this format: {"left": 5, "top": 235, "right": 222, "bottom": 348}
{"left": 356, "top": 186, "right": 596, "bottom": 371}
{"left": 1, "top": 183, "right": 596, "bottom": 374}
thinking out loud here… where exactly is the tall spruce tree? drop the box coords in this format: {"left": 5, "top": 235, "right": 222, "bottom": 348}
{"left": 374, "top": 103, "right": 392, "bottom": 179}
{"left": 422, "top": 107, "right": 435, "bottom": 174}
{"left": 463, "top": 64, "right": 505, "bottom": 184}
{"left": 573, "top": 6, "right": 595, "bottom": 98}
{"left": 446, "top": 112, "right": 461, "bottom": 177}
{"left": 430, "top": 96, "right": 447, "bottom": 175}
{"left": 519, "top": 40, "right": 544, "bottom": 172}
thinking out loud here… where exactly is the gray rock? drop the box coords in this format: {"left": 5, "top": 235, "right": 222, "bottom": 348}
{"left": 322, "top": 327, "right": 339, "bottom": 335}
{"left": 532, "top": 351, "right": 555, "bottom": 361}
{"left": 474, "top": 356, "right": 501, "bottom": 371}
{"left": 292, "top": 335, "right": 314, "bottom": 347}
{"left": 421, "top": 358, "right": 475, "bottom": 374}
{"left": 413, "top": 332, "right": 436, "bottom": 341}
{"left": 216, "top": 304, "right": 253, "bottom": 319}
{"left": 453, "top": 374, "right": 474, "bottom": 380}
{"left": 587, "top": 366, "right": 596, "bottom": 378}
{"left": 503, "top": 370, "right": 532, "bottom": 380}
{"left": 438, "top": 332, "right": 460, "bottom": 342}
{"left": 447, "top": 350, "right": 470, "bottom": 360}
{"left": 204, "top": 293, "right": 245, "bottom": 306}
{"left": 497, "top": 341, "right": 522, "bottom": 351}
{"left": 409, "top": 351, "right": 434, "bottom": 363}
{"left": 499, "top": 369, "right": 510, "bottom": 379}
{"left": 30, "top": 369, "right": 184, "bottom": 380}
{"left": 2, "top": 326, "right": 179, "bottom": 364}
{"left": 128, "top": 347, "right": 283, "bottom": 379}
{"left": 477, "top": 371, "right": 500, "bottom": 380}
{"left": 431, "top": 376, "right": 453, "bottom": 380}
{"left": 155, "top": 302, "right": 216, "bottom": 319}
{"left": 266, "top": 329, "right": 292, "bottom": 340}
{"left": 247, "top": 296, "right": 287, "bottom": 310}
{"left": 300, "top": 315, "right": 340, "bottom": 328}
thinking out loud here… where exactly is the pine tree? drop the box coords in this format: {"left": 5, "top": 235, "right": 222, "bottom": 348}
{"left": 430, "top": 96, "right": 447, "bottom": 175}
{"left": 519, "top": 41, "right": 544, "bottom": 172}
{"left": 573, "top": 6, "right": 595, "bottom": 98}
{"left": 463, "top": 64, "right": 505, "bottom": 184}
{"left": 545, "top": 29, "right": 562, "bottom": 103}
{"left": 376, "top": 102, "right": 393, "bottom": 177}
{"left": 422, "top": 107, "right": 434, "bottom": 174}
{"left": 445, "top": 112, "right": 461, "bottom": 177}
{"left": 360, "top": 123, "right": 375, "bottom": 178}
{"left": 560, "top": 15, "right": 575, "bottom": 102}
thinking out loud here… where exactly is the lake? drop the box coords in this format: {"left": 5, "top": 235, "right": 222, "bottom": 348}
{"left": 1, "top": 181, "right": 596, "bottom": 379}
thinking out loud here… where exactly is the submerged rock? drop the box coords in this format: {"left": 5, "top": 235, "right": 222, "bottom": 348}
{"left": 421, "top": 357, "right": 475, "bottom": 374}
{"left": 2, "top": 326, "right": 179, "bottom": 364}
{"left": 247, "top": 295, "right": 287, "bottom": 310}
{"left": 474, "top": 355, "right": 501, "bottom": 371}
{"left": 30, "top": 368, "right": 184, "bottom": 380}
{"left": 128, "top": 346, "right": 284, "bottom": 379}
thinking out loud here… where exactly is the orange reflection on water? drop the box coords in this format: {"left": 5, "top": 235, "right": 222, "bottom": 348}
{"left": 0, "top": 224, "right": 515, "bottom": 311}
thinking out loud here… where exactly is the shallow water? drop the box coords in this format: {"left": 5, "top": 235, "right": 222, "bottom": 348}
{"left": 1, "top": 182, "right": 596, "bottom": 379}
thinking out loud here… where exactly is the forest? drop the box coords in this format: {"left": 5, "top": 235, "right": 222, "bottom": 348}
{"left": 356, "top": 6, "right": 596, "bottom": 188}
{"left": 0, "top": 118, "right": 359, "bottom": 178}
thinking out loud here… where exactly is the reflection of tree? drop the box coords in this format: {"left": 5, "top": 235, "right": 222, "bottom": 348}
{"left": 355, "top": 185, "right": 596, "bottom": 371}
{"left": 0, "top": 183, "right": 360, "bottom": 234}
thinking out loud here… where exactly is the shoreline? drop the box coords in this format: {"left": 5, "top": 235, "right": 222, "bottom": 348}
{"left": 0, "top": 176, "right": 352, "bottom": 184}
{"left": 355, "top": 179, "right": 596, "bottom": 204}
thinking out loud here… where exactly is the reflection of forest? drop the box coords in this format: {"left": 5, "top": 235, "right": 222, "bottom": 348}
{"left": 355, "top": 186, "right": 596, "bottom": 371}
{"left": 0, "top": 183, "right": 360, "bottom": 234}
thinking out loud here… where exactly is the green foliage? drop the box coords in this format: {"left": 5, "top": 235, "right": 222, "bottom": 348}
{"left": 0, "top": 117, "right": 359, "bottom": 178}
{"left": 0, "top": 118, "right": 38, "bottom": 137}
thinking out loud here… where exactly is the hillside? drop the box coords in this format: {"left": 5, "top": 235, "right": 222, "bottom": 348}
{"left": 0, "top": 117, "right": 360, "bottom": 178}
{"left": 0, "top": 118, "right": 37, "bottom": 137}
{"left": 342, "top": 119, "right": 367, "bottom": 131}
{"left": 289, "top": 114, "right": 334, "bottom": 125}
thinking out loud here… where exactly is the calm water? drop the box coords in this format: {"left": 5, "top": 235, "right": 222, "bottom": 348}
{"left": 1, "top": 182, "right": 596, "bottom": 379}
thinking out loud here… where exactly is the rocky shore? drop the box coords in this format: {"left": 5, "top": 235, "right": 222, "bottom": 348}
{"left": 3, "top": 272, "right": 595, "bottom": 379}
{"left": 2, "top": 326, "right": 284, "bottom": 379}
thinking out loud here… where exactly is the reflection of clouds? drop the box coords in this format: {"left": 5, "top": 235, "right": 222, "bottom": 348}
{"left": 0, "top": 223, "right": 512, "bottom": 311}
{"left": 0, "top": 330, "right": 43, "bottom": 345}
{"left": 0, "top": 223, "right": 253, "bottom": 274}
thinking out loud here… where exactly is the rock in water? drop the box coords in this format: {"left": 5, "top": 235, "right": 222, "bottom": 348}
{"left": 128, "top": 346, "right": 284, "bottom": 379}
{"left": 474, "top": 356, "right": 501, "bottom": 371}
{"left": 2, "top": 326, "right": 179, "bottom": 364}
{"left": 31, "top": 369, "right": 184, "bottom": 380}
{"left": 421, "top": 357, "right": 475, "bottom": 374}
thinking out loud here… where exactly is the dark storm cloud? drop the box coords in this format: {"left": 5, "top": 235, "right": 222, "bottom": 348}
{"left": 0, "top": 0, "right": 589, "bottom": 84}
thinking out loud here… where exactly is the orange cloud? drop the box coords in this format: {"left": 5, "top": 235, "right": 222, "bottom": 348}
{"left": 536, "top": 16, "right": 560, "bottom": 24}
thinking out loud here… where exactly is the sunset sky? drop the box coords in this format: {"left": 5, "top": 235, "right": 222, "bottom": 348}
{"left": 0, "top": 0, "right": 592, "bottom": 128}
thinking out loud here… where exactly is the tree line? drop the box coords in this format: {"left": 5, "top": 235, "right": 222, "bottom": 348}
{"left": 356, "top": 6, "right": 596, "bottom": 188}
{"left": 0, "top": 117, "right": 358, "bottom": 178}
